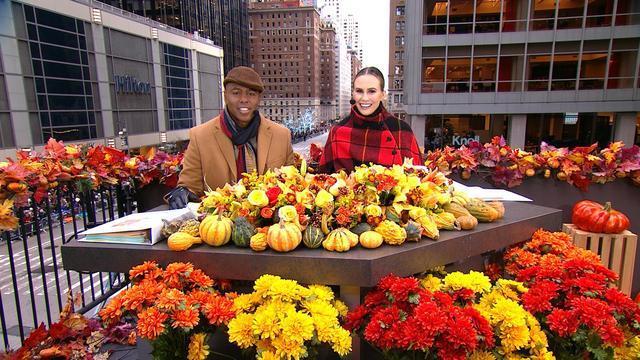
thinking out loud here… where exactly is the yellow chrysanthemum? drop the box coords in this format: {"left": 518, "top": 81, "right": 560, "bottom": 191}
{"left": 303, "top": 299, "right": 339, "bottom": 320}
{"left": 257, "top": 350, "right": 279, "bottom": 360}
{"left": 469, "top": 350, "right": 497, "bottom": 360}
{"left": 494, "top": 279, "right": 528, "bottom": 301}
{"left": 330, "top": 326, "right": 352, "bottom": 357}
{"left": 253, "top": 305, "right": 281, "bottom": 340}
{"left": 443, "top": 271, "right": 491, "bottom": 294}
{"left": 267, "top": 278, "right": 307, "bottom": 302}
{"left": 420, "top": 274, "right": 442, "bottom": 292}
{"left": 233, "top": 293, "right": 258, "bottom": 312}
{"left": 187, "top": 333, "right": 210, "bottom": 360}
{"left": 333, "top": 299, "right": 349, "bottom": 318}
{"left": 254, "top": 274, "right": 282, "bottom": 297}
{"left": 272, "top": 336, "right": 307, "bottom": 360}
{"left": 615, "top": 335, "right": 640, "bottom": 360}
{"left": 307, "top": 285, "right": 334, "bottom": 302}
{"left": 227, "top": 313, "right": 256, "bottom": 348}
{"left": 281, "top": 310, "right": 314, "bottom": 344}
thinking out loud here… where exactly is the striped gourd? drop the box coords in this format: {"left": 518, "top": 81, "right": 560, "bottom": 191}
{"left": 266, "top": 220, "right": 302, "bottom": 252}
{"left": 199, "top": 213, "right": 233, "bottom": 246}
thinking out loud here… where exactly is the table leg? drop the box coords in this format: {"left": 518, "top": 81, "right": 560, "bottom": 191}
{"left": 340, "top": 285, "right": 361, "bottom": 360}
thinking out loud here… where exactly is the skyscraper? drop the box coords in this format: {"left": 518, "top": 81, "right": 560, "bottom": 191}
{"left": 97, "top": 0, "right": 250, "bottom": 74}
{"left": 388, "top": 0, "right": 406, "bottom": 120}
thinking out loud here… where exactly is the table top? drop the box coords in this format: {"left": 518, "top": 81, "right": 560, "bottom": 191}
{"left": 61, "top": 202, "right": 561, "bottom": 287}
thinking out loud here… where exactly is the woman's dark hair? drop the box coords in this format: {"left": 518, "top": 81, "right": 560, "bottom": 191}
{"left": 353, "top": 66, "right": 385, "bottom": 90}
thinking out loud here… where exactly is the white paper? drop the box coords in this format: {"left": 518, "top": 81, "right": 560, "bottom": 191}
{"left": 452, "top": 181, "right": 532, "bottom": 202}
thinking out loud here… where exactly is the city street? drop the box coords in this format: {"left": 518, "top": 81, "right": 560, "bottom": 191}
{"left": 293, "top": 131, "right": 328, "bottom": 158}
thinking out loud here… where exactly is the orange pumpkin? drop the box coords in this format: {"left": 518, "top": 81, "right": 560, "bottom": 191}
{"left": 267, "top": 220, "right": 302, "bottom": 252}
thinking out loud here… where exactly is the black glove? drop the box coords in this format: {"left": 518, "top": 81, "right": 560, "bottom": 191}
{"left": 166, "top": 187, "right": 199, "bottom": 209}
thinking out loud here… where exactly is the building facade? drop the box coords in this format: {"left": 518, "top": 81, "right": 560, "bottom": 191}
{"left": 0, "top": 0, "right": 224, "bottom": 158}
{"left": 320, "top": 21, "right": 337, "bottom": 123}
{"left": 388, "top": 0, "right": 406, "bottom": 120}
{"left": 248, "top": 0, "right": 333, "bottom": 131}
{"left": 97, "top": 0, "right": 250, "bottom": 74}
{"left": 342, "top": 14, "right": 362, "bottom": 62}
{"left": 350, "top": 49, "right": 361, "bottom": 82}
{"left": 405, "top": 0, "right": 640, "bottom": 151}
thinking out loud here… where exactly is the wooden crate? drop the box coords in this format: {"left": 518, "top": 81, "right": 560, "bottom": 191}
{"left": 563, "top": 224, "right": 637, "bottom": 295}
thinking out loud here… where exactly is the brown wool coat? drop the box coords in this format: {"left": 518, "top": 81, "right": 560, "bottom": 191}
{"left": 177, "top": 115, "right": 295, "bottom": 197}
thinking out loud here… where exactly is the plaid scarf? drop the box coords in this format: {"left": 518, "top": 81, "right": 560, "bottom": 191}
{"left": 318, "top": 104, "right": 422, "bottom": 173}
{"left": 219, "top": 109, "right": 260, "bottom": 178}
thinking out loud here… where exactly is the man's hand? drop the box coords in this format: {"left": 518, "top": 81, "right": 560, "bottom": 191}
{"left": 166, "top": 187, "right": 199, "bottom": 209}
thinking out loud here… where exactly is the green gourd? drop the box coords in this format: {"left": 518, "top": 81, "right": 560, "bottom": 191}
{"left": 350, "top": 222, "right": 372, "bottom": 236}
{"left": 232, "top": 217, "right": 255, "bottom": 247}
{"left": 303, "top": 226, "right": 325, "bottom": 249}
{"left": 404, "top": 221, "right": 422, "bottom": 242}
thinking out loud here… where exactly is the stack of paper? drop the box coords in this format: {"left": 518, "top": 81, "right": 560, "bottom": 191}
{"left": 452, "top": 181, "right": 532, "bottom": 202}
{"left": 80, "top": 208, "right": 194, "bottom": 245}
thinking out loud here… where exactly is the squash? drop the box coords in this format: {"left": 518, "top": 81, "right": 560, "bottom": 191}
{"left": 404, "top": 221, "right": 422, "bottom": 242}
{"left": 375, "top": 220, "right": 407, "bottom": 245}
{"left": 464, "top": 199, "right": 500, "bottom": 222}
{"left": 232, "top": 217, "right": 255, "bottom": 247}
{"left": 457, "top": 215, "right": 478, "bottom": 230}
{"left": 572, "top": 200, "right": 630, "bottom": 234}
{"left": 167, "top": 232, "right": 202, "bottom": 251}
{"left": 178, "top": 219, "right": 201, "bottom": 237}
{"left": 351, "top": 222, "right": 372, "bottom": 236}
{"left": 303, "top": 225, "right": 325, "bottom": 249}
{"left": 267, "top": 220, "right": 302, "bottom": 252}
{"left": 250, "top": 232, "right": 268, "bottom": 251}
{"left": 433, "top": 211, "right": 460, "bottom": 230}
{"left": 487, "top": 201, "right": 505, "bottom": 219}
{"left": 200, "top": 213, "right": 233, "bottom": 246}
{"left": 442, "top": 202, "right": 471, "bottom": 218}
{"left": 359, "top": 231, "right": 383, "bottom": 249}
{"left": 322, "top": 228, "right": 352, "bottom": 252}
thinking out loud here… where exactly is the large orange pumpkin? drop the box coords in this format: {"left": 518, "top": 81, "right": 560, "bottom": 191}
{"left": 266, "top": 220, "right": 302, "bottom": 252}
{"left": 572, "top": 200, "right": 630, "bottom": 234}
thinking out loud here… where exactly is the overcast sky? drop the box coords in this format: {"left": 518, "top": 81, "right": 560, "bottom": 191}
{"left": 343, "top": 0, "right": 390, "bottom": 89}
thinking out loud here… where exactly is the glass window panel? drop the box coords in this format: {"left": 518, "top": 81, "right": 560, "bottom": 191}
{"left": 168, "top": 66, "right": 188, "bottom": 78}
{"left": 423, "top": 0, "right": 447, "bottom": 35}
{"left": 42, "top": 61, "right": 82, "bottom": 79}
{"left": 448, "top": 0, "right": 473, "bottom": 34}
{"left": 527, "top": 55, "right": 550, "bottom": 91}
{"left": 79, "top": 36, "right": 86, "bottom": 50}
{"left": 27, "top": 24, "right": 38, "bottom": 40}
{"left": 35, "top": 77, "right": 45, "bottom": 93}
{"left": 167, "top": 56, "right": 188, "bottom": 67}
{"left": 474, "top": 0, "right": 502, "bottom": 33}
{"left": 76, "top": 19, "right": 85, "bottom": 34}
{"left": 37, "top": 95, "right": 48, "bottom": 110}
{"left": 47, "top": 95, "right": 87, "bottom": 110}
{"left": 24, "top": 5, "right": 35, "bottom": 22}
{"left": 532, "top": 0, "right": 557, "bottom": 30}
{"left": 39, "top": 112, "right": 49, "bottom": 127}
{"left": 579, "top": 52, "right": 606, "bottom": 89}
{"left": 50, "top": 111, "right": 88, "bottom": 126}
{"left": 48, "top": 126, "right": 91, "bottom": 141}
{"left": 35, "top": 8, "right": 76, "bottom": 32}
{"left": 608, "top": 51, "right": 637, "bottom": 89}
{"left": 472, "top": 57, "right": 496, "bottom": 92}
{"left": 32, "top": 60, "right": 43, "bottom": 76}
{"left": 446, "top": 58, "right": 471, "bottom": 93}
{"left": 557, "top": 0, "right": 584, "bottom": 29}
{"left": 551, "top": 54, "right": 578, "bottom": 90}
{"left": 586, "top": 0, "right": 612, "bottom": 27}
{"left": 40, "top": 44, "right": 80, "bottom": 63}
{"left": 38, "top": 26, "right": 78, "bottom": 48}
{"left": 502, "top": 0, "right": 526, "bottom": 32}
{"left": 29, "top": 42, "right": 40, "bottom": 58}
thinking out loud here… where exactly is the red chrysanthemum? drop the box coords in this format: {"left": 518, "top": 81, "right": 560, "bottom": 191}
{"left": 546, "top": 309, "right": 579, "bottom": 337}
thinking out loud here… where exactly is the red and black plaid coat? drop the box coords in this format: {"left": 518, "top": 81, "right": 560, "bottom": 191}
{"left": 318, "top": 105, "right": 423, "bottom": 174}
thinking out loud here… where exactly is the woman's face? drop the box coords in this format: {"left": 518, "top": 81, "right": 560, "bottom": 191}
{"left": 352, "top": 74, "right": 385, "bottom": 116}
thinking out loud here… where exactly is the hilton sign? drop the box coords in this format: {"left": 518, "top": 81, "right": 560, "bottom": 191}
{"left": 114, "top": 75, "right": 151, "bottom": 95}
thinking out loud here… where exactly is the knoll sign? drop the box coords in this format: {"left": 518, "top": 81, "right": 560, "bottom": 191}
{"left": 452, "top": 135, "right": 480, "bottom": 146}
{"left": 114, "top": 75, "right": 151, "bottom": 95}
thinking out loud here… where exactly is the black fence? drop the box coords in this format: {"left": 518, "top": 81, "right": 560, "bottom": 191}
{"left": 0, "top": 182, "right": 137, "bottom": 351}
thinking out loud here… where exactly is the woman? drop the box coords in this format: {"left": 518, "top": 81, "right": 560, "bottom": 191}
{"left": 318, "top": 67, "right": 423, "bottom": 174}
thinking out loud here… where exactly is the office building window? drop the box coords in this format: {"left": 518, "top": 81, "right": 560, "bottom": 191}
{"left": 586, "top": 0, "right": 613, "bottom": 27}
{"left": 424, "top": 114, "right": 506, "bottom": 150}
{"left": 162, "top": 43, "right": 194, "bottom": 130}
{"left": 471, "top": 57, "right": 496, "bottom": 92}
{"left": 474, "top": 0, "right": 501, "bottom": 33}
{"left": 396, "top": 6, "right": 405, "bottom": 16}
{"left": 446, "top": 58, "right": 471, "bottom": 93}
{"left": 422, "top": 58, "right": 445, "bottom": 93}
{"left": 23, "top": 5, "right": 98, "bottom": 143}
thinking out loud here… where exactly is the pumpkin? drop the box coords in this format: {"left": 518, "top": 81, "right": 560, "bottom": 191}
{"left": 457, "top": 215, "right": 478, "bottom": 230}
{"left": 359, "top": 231, "right": 383, "bottom": 249}
{"left": 232, "top": 217, "right": 255, "bottom": 247}
{"left": 267, "top": 220, "right": 302, "bottom": 252}
{"left": 322, "top": 228, "right": 352, "bottom": 252}
{"left": 250, "top": 233, "right": 268, "bottom": 251}
{"left": 199, "top": 213, "right": 233, "bottom": 246}
{"left": 572, "top": 200, "right": 630, "bottom": 234}
{"left": 167, "top": 232, "right": 202, "bottom": 251}
{"left": 351, "top": 222, "right": 372, "bottom": 236}
{"left": 404, "top": 221, "right": 422, "bottom": 242}
{"left": 303, "top": 226, "right": 325, "bottom": 249}
{"left": 487, "top": 201, "right": 505, "bottom": 219}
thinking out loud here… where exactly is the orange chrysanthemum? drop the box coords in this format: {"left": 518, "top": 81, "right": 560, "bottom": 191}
{"left": 172, "top": 306, "right": 201, "bottom": 329}
{"left": 187, "top": 290, "right": 214, "bottom": 307}
{"left": 137, "top": 307, "right": 168, "bottom": 340}
{"left": 129, "top": 261, "right": 161, "bottom": 281}
{"left": 156, "top": 288, "right": 186, "bottom": 312}
{"left": 202, "top": 295, "right": 236, "bottom": 326}
{"left": 164, "top": 262, "right": 194, "bottom": 288}
{"left": 99, "top": 294, "right": 124, "bottom": 325}
{"left": 189, "top": 269, "right": 214, "bottom": 288}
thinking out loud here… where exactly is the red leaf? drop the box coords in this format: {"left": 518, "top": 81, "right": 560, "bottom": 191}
{"left": 43, "top": 138, "right": 66, "bottom": 158}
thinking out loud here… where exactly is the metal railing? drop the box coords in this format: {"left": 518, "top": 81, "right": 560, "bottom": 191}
{"left": 0, "top": 182, "right": 137, "bottom": 351}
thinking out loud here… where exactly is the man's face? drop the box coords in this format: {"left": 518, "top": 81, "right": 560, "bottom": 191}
{"left": 224, "top": 83, "right": 261, "bottom": 128}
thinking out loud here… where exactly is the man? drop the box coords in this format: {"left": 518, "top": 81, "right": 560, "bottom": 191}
{"left": 166, "top": 66, "right": 295, "bottom": 209}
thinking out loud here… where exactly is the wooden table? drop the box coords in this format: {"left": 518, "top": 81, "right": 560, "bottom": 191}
{"left": 62, "top": 202, "right": 562, "bottom": 359}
